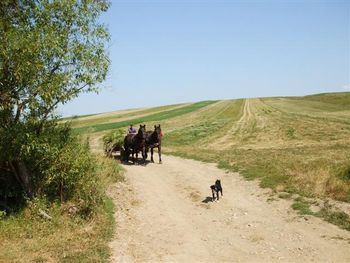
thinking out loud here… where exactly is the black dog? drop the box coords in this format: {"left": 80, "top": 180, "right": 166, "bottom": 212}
{"left": 210, "top": 179, "right": 223, "bottom": 202}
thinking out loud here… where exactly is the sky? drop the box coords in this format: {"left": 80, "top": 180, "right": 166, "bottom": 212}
{"left": 58, "top": 0, "right": 349, "bottom": 117}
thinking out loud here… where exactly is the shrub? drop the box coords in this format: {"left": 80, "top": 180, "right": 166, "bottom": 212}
{"left": 0, "top": 124, "right": 103, "bottom": 217}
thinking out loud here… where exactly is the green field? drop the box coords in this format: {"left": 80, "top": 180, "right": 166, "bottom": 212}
{"left": 67, "top": 93, "right": 350, "bottom": 206}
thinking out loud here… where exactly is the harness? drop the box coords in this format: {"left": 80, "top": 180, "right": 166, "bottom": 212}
{"left": 149, "top": 142, "right": 159, "bottom": 148}
{"left": 146, "top": 131, "right": 161, "bottom": 148}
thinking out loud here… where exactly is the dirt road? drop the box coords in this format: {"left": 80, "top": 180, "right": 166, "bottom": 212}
{"left": 109, "top": 155, "right": 350, "bottom": 262}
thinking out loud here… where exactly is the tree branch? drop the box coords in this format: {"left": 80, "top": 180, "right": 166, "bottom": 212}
{"left": 35, "top": 82, "right": 89, "bottom": 135}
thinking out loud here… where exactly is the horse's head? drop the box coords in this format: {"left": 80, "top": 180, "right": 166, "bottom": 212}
{"left": 138, "top": 124, "right": 147, "bottom": 140}
{"left": 154, "top": 124, "right": 162, "bottom": 140}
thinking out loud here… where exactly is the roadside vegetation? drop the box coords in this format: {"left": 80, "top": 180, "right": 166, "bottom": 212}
{"left": 0, "top": 156, "right": 124, "bottom": 262}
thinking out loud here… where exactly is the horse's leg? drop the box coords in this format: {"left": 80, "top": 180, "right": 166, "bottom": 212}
{"left": 120, "top": 147, "right": 125, "bottom": 161}
{"left": 151, "top": 147, "right": 154, "bottom": 163}
{"left": 142, "top": 147, "right": 146, "bottom": 161}
{"left": 124, "top": 147, "right": 128, "bottom": 163}
{"left": 158, "top": 145, "right": 162, "bottom": 164}
{"left": 137, "top": 148, "right": 142, "bottom": 164}
{"left": 142, "top": 146, "right": 146, "bottom": 163}
{"left": 145, "top": 147, "right": 148, "bottom": 160}
{"left": 132, "top": 149, "right": 135, "bottom": 164}
{"left": 128, "top": 148, "right": 131, "bottom": 163}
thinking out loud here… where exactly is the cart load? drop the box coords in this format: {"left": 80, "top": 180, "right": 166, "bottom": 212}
{"left": 103, "top": 128, "right": 125, "bottom": 158}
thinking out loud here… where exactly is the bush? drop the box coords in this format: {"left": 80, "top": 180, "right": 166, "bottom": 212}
{"left": 0, "top": 124, "right": 103, "bottom": 217}
{"left": 102, "top": 129, "right": 125, "bottom": 157}
{"left": 33, "top": 130, "right": 104, "bottom": 217}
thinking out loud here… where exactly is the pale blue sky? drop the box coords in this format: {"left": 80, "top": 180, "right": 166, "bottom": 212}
{"left": 58, "top": 0, "right": 349, "bottom": 117}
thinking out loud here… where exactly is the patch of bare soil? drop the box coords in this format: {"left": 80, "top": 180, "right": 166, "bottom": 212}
{"left": 109, "top": 155, "right": 350, "bottom": 262}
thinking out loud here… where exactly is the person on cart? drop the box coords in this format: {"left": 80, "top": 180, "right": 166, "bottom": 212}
{"left": 127, "top": 124, "right": 137, "bottom": 135}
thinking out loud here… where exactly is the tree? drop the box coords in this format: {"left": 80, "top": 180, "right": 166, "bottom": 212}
{"left": 0, "top": 0, "right": 110, "bottom": 199}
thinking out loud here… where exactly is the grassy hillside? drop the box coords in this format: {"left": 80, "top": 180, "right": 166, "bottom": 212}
{"left": 67, "top": 92, "right": 350, "bottom": 205}
{"left": 65, "top": 103, "right": 189, "bottom": 128}
{"left": 72, "top": 101, "right": 217, "bottom": 134}
{"left": 165, "top": 94, "right": 350, "bottom": 202}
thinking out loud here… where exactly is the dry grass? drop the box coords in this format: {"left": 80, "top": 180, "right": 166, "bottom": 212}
{"left": 0, "top": 205, "right": 113, "bottom": 262}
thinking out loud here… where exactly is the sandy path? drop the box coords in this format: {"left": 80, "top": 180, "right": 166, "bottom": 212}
{"left": 109, "top": 156, "right": 350, "bottom": 262}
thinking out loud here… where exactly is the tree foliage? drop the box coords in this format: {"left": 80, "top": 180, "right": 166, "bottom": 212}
{"left": 0, "top": 0, "right": 110, "bottom": 206}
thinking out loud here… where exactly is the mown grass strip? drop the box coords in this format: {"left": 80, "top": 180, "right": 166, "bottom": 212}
{"left": 73, "top": 100, "right": 217, "bottom": 134}
{"left": 67, "top": 103, "right": 187, "bottom": 129}
{"left": 164, "top": 99, "right": 244, "bottom": 146}
{"left": 60, "top": 113, "right": 97, "bottom": 122}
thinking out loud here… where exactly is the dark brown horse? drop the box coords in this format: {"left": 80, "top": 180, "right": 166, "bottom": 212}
{"left": 124, "top": 125, "right": 146, "bottom": 164}
{"left": 145, "top": 124, "right": 162, "bottom": 163}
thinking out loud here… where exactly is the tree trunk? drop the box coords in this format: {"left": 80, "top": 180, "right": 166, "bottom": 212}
{"left": 9, "top": 160, "right": 33, "bottom": 197}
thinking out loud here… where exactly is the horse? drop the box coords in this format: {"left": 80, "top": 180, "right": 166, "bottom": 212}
{"left": 123, "top": 124, "right": 147, "bottom": 164}
{"left": 145, "top": 124, "right": 162, "bottom": 163}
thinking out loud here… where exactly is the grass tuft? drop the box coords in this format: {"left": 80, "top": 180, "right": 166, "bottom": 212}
{"left": 316, "top": 208, "right": 350, "bottom": 231}
{"left": 291, "top": 199, "right": 313, "bottom": 215}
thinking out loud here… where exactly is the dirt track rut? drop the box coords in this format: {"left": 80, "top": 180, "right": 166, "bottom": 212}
{"left": 108, "top": 155, "right": 350, "bottom": 262}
